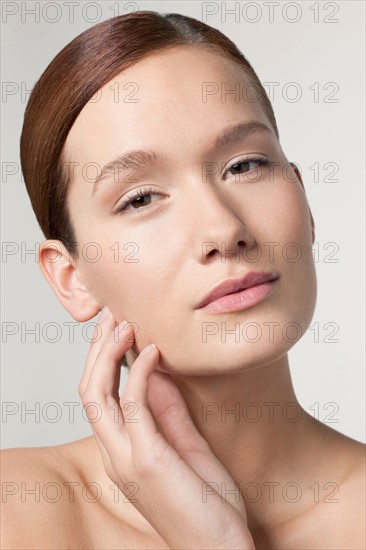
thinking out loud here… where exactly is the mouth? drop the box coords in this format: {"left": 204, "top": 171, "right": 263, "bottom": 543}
{"left": 194, "top": 271, "right": 279, "bottom": 313}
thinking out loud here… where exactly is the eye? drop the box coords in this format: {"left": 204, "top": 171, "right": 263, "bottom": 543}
{"left": 115, "top": 156, "right": 269, "bottom": 215}
{"left": 115, "top": 186, "right": 165, "bottom": 215}
{"left": 223, "top": 156, "right": 269, "bottom": 180}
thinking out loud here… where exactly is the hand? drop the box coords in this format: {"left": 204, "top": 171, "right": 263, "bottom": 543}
{"left": 78, "top": 308, "right": 256, "bottom": 550}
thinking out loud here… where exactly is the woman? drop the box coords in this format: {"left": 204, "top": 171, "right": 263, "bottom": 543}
{"left": 2, "top": 10, "right": 365, "bottom": 550}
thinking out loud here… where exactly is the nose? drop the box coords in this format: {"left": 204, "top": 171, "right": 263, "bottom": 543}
{"left": 184, "top": 180, "right": 255, "bottom": 264}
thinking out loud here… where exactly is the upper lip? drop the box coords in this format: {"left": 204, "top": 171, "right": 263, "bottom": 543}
{"left": 194, "top": 271, "right": 279, "bottom": 309}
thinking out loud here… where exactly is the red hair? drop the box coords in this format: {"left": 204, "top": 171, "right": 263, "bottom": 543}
{"left": 20, "top": 10, "right": 279, "bottom": 257}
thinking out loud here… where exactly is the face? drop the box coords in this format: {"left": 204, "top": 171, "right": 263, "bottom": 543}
{"left": 63, "top": 46, "right": 316, "bottom": 375}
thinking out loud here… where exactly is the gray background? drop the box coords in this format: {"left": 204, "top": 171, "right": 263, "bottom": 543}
{"left": 1, "top": 1, "right": 365, "bottom": 448}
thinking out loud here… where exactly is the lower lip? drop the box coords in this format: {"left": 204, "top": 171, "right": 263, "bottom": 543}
{"left": 199, "top": 279, "right": 278, "bottom": 313}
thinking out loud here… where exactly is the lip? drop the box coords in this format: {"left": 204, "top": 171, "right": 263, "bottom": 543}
{"left": 194, "top": 271, "right": 279, "bottom": 312}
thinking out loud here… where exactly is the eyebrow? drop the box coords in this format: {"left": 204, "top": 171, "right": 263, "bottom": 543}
{"left": 91, "top": 120, "right": 274, "bottom": 196}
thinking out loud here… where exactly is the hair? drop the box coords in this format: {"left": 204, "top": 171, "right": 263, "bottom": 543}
{"left": 20, "top": 11, "right": 280, "bottom": 369}
{"left": 20, "top": 10, "right": 279, "bottom": 259}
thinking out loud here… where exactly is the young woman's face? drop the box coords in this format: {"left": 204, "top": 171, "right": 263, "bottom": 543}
{"left": 64, "top": 46, "right": 316, "bottom": 374}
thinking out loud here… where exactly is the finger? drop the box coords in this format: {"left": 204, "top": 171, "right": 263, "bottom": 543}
{"left": 85, "top": 337, "right": 244, "bottom": 542}
{"left": 82, "top": 320, "right": 138, "bottom": 454}
{"left": 147, "top": 370, "right": 211, "bottom": 452}
{"left": 119, "top": 344, "right": 168, "bottom": 455}
{"left": 79, "top": 308, "right": 127, "bottom": 477}
{"left": 79, "top": 306, "right": 117, "bottom": 395}
{"left": 147, "top": 371, "right": 247, "bottom": 515}
{"left": 85, "top": 320, "right": 136, "bottom": 406}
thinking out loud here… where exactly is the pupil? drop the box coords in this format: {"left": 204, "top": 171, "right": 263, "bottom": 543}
{"left": 133, "top": 195, "right": 151, "bottom": 208}
{"left": 234, "top": 162, "right": 248, "bottom": 173}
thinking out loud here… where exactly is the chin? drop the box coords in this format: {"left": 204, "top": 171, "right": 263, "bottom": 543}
{"left": 155, "top": 337, "right": 295, "bottom": 376}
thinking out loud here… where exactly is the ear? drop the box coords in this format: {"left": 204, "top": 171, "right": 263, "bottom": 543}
{"left": 39, "top": 240, "right": 101, "bottom": 322}
{"left": 290, "top": 162, "right": 315, "bottom": 245}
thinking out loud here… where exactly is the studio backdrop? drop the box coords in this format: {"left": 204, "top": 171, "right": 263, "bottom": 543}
{"left": 1, "top": 0, "right": 365, "bottom": 448}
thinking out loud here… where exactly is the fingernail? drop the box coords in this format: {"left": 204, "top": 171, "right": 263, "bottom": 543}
{"left": 140, "top": 343, "right": 156, "bottom": 357}
{"left": 99, "top": 306, "right": 111, "bottom": 322}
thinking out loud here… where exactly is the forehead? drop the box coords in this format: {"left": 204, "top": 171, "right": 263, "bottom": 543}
{"left": 64, "top": 46, "right": 270, "bottom": 170}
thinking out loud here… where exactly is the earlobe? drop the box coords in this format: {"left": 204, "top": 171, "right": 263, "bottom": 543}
{"left": 39, "top": 240, "right": 101, "bottom": 322}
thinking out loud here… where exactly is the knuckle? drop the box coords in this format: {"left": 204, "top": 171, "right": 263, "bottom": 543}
{"left": 81, "top": 390, "right": 100, "bottom": 408}
{"left": 78, "top": 382, "right": 86, "bottom": 398}
{"left": 133, "top": 456, "right": 155, "bottom": 477}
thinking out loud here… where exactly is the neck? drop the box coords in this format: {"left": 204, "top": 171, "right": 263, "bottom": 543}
{"left": 167, "top": 354, "right": 328, "bottom": 534}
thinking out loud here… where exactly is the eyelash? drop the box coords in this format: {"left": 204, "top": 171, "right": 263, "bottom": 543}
{"left": 115, "top": 155, "right": 269, "bottom": 215}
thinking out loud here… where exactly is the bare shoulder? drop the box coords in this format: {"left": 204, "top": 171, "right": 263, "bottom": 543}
{"left": 314, "top": 435, "right": 366, "bottom": 550}
{"left": 1, "top": 439, "right": 169, "bottom": 549}
{"left": 342, "top": 442, "right": 366, "bottom": 538}
{"left": 346, "top": 439, "right": 366, "bottom": 490}
{"left": 272, "top": 436, "right": 366, "bottom": 550}
{"left": 310, "top": 438, "right": 365, "bottom": 549}
{"left": 1, "top": 443, "right": 87, "bottom": 549}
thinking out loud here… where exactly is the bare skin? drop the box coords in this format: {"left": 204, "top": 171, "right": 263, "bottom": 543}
{"left": 2, "top": 46, "right": 365, "bottom": 548}
{"left": 1, "top": 386, "right": 365, "bottom": 549}
{"left": 2, "top": 317, "right": 365, "bottom": 549}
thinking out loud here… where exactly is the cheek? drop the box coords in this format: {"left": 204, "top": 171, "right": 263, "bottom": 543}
{"left": 77, "top": 243, "right": 173, "bottom": 325}
{"left": 268, "top": 180, "right": 317, "bottom": 328}
{"left": 260, "top": 178, "right": 313, "bottom": 249}
{"left": 284, "top": 187, "right": 312, "bottom": 241}
{"left": 225, "top": 178, "right": 317, "bottom": 346}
